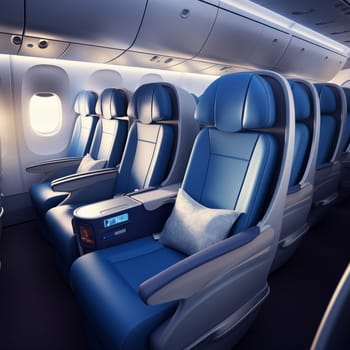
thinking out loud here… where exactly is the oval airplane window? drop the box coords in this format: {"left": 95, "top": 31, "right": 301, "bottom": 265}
{"left": 29, "top": 92, "right": 62, "bottom": 136}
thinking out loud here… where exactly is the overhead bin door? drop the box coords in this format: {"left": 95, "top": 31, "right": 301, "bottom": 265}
{"left": 110, "top": 0, "right": 219, "bottom": 69}
{"left": 25, "top": 0, "right": 147, "bottom": 49}
{"left": 197, "top": 7, "right": 290, "bottom": 69}
{"left": 276, "top": 36, "right": 347, "bottom": 81}
{"left": 130, "top": 0, "right": 219, "bottom": 58}
{"left": 0, "top": 0, "right": 24, "bottom": 55}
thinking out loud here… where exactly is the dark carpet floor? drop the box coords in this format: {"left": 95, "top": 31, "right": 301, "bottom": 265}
{"left": 0, "top": 198, "right": 349, "bottom": 350}
{"left": 0, "top": 221, "right": 89, "bottom": 350}
{"left": 236, "top": 198, "right": 350, "bottom": 350}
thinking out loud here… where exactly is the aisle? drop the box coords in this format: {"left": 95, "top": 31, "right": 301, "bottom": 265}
{"left": 0, "top": 221, "right": 89, "bottom": 350}
{"left": 236, "top": 198, "right": 350, "bottom": 350}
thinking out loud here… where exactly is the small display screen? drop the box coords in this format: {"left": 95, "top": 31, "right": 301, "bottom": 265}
{"left": 104, "top": 213, "right": 129, "bottom": 228}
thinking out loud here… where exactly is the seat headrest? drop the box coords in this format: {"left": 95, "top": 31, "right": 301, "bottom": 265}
{"left": 74, "top": 90, "right": 97, "bottom": 116}
{"left": 315, "top": 84, "right": 337, "bottom": 115}
{"left": 95, "top": 88, "right": 128, "bottom": 120}
{"left": 289, "top": 81, "right": 311, "bottom": 121}
{"left": 344, "top": 87, "right": 350, "bottom": 113}
{"left": 128, "top": 83, "right": 173, "bottom": 124}
{"left": 195, "top": 72, "right": 276, "bottom": 131}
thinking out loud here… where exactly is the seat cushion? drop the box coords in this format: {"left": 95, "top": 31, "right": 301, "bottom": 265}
{"left": 30, "top": 181, "right": 68, "bottom": 218}
{"left": 71, "top": 236, "right": 185, "bottom": 349}
{"left": 160, "top": 188, "right": 240, "bottom": 255}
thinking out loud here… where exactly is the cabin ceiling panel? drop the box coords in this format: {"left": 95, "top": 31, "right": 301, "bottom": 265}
{"left": 60, "top": 44, "right": 123, "bottom": 64}
{"left": 18, "top": 37, "right": 69, "bottom": 58}
{"left": 110, "top": 50, "right": 186, "bottom": 70}
{"left": 0, "top": 33, "right": 21, "bottom": 55}
{"left": 169, "top": 60, "right": 216, "bottom": 74}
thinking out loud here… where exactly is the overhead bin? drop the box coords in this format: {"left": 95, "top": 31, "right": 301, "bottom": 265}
{"left": 111, "top": 0, "right": 219, "bottom": 67}
{"left": 196, "top": 6, "right": 291, "bottom": 69}
{"left": 127, "top": 0, "right": 219, "bottom": 58}
{"left": 24, "top": 0, "right": 147, "bottom": 49}
{"left": 0, "top": 0, "right": 24, "bottom": 55}
{"left": 276, "top": 36, "right": 347, "bottom": 81}
{"left": 0, "top": 0, "right": 23, "bottom": 34}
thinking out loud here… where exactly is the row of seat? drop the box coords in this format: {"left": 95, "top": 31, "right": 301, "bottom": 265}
{"left": 28, "top": 88, "right": 129, "bottom": 223}
{"left": 28, "top": 82, "right": 199, "bottom": 277}
{"left": 27, "top": 71, "right": 350, "bottom": 349}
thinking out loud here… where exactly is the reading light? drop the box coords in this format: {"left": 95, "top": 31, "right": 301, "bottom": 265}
{"left": 221, "top": 0, "right": 350, "bottom": 56}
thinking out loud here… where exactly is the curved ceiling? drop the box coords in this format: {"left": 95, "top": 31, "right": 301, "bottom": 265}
{"left": 251, "top": 0, "right": 350, "bottom": 49}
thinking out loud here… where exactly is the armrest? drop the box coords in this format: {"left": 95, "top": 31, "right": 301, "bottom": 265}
{"left": 26, "top": 157, "right": 83, "bottom": 175}
{"left": 51, "top": 167, "right": 118, "bottom": 192}
{"left": 72, "top": 184, "right": 180, "bottom": 251}
{"left": 139, "top": 226, "right": 271, "bottom": 305}
{"left": 130, "top": 183, "right": 180, "bottom": 210}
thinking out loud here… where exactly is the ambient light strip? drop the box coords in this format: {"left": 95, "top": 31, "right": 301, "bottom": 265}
{"left": 222, "top": 0, "right": 350, "bottom": 56}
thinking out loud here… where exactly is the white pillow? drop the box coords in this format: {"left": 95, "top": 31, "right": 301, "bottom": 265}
{"left": 159, "top": 188, "right": 241, "bottom": 255}
{"left": 77, "top": 153, "right": 106, "bottom": 173}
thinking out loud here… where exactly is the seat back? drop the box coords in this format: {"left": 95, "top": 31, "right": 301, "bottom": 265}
{"left": 341, "top": 87, "right": 350, "bottom": 153}
{"left": 288, "top": 80, "right": 317, "bottom": 188}
{"left": 148, "top": 71, "right": 295, "bottom": 349}
{"left": 309, "top": 84, "right": 346, "bottom": 223}
{"left": 315, "top": 84, "right": 344, "bottom": 168}
{"left": 182, "top": 71, "right": 293, "bottom": 234}
{"left": 88, "top": 88, "right": 128, "bottom": 168}
{"left": 67, "top": 90, "right": 98, "bottom": 157}
{"left": 271, "top": 79, "right": 320, "bottom": 271}
{"left": 115, "top": 82, "right": 198, "bottom": 193}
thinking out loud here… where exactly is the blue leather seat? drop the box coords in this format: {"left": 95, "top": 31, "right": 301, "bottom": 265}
{"left": 45, "top": 82, "right": 198, "bottom": 278}
{"left": 308, "top": 83, "right": 346, "bottom": 225}
{"left": 66, "top": 90, "right": 99, "bottom": 157}
{"left": 271, "top": 79, "right": 320, "bottom": 271}
{"left": 339, "top": 87, "right": 350, "bottom": 196}
{"left": 311, "top": 263, "right": 350, "bottom": 350}
{"left": 70, "top": 71, "right": 295, "bottom": 350}
{"left": 29, "top": 88, "right": 128, "bottom": 222}
{"left": 27, "top": 90, "right": 98, "bottom": 220}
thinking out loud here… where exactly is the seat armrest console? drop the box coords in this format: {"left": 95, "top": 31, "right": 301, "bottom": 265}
{"left": 72, "top": 183, "right": 181, "bottom": 251}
